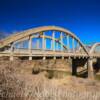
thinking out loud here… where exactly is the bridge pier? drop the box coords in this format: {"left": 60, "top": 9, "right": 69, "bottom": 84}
{"left": 29, "top": 56, "right": 32, "bottom": 60}
{"left": 9, "top": 43, "right": 14, "bottom": 61}
{"left": 53, "top": 56, "right": 56, "bottom": 60}
{"left": 43, "top": 56, "right": 46, "bottom": 60}
{"left": 62, "top": 56, "right": 64, "bottom": 60}
{"left": 88, "top": 57, "right": 94, "bottom": 79}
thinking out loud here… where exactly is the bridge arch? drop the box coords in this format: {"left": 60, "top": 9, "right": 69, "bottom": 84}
{"left": 0, "top": 26, "right": 88, "bottom": 55}
{"left": 89, "top": 43, "right": 100, "bottom": 54}
{"left": 87, "top": 43, "right": 100, "bottom": 79}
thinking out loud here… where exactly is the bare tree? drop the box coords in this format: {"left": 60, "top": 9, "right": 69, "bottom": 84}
{"left": 0, "top": 31, "right": 9, "bottom": 39}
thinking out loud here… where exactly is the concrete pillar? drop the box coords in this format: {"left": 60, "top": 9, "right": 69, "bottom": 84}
{"left": 37, "top": 39, "right": 40, "bottom": 49}
{"left": 42, "top": 32, "right": 45, "bottom": 51}
{"left": 53, "top": 56, "right": 56, "bottom": 60}
{"left": 50, "top": 40, "right": 52, "bottom": 50}
{"left": 67, "top": 35, "right": 70, "bottom": 52}
{"left": 56, "top": 42, "right": 59, "bottom": 51}
{"left": 29, "top": 36, "right": 32, "bottom": 53}
{"left": 88, "top": 57, "right": 94, "bottom": 79}
{"left": 10, "top": 43, "right": 14, "bottom": 61}
{"left": 72, "top": 38, "right": 75, "bottom": 52}
{"left": 60, "top": 32, "right": 63, "bottom": 51}
{"left": 29, "top": 36, "right": 32, "bottom": 60}
{"left": 43, "top": 56, "right": 46, "bottom": 60}
{"left": 68, "top": 56, "right": 71, "bottom": 60}
{"left": 76, "top": 41, "right": 79, "bottom": 51}
{"left": 62, "top": 56, "right": 64, "bottom": 60}
{"left": 29, "top": 56, "right": 32, "bottom": 60}
{"left": 52, "top": 31, "right": 55, "bottom": 51}
{"left": 44, "top": 38, "right": 46, "bottom": 50}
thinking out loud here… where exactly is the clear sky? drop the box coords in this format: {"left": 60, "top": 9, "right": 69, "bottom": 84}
{"left": 0, "top": 0, "right": 100, "bottom": 44}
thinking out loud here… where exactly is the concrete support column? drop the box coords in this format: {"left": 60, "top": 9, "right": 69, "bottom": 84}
{"left": 10, "top": 43, "right": 14, "bottom": 61}
{"left": 76, "top": 41, "right": 79, "bottom": 52}
{"left": 53, "top": 56, "right": 56, "bottom": 60}
{"left": 37, "top": 39, "right": 40, "bottom": 49}
{"left": 67, "top": 35, "right": 70, "bottom": 52}
{"left": 44, "top": 38, "right": 46, "bottom": 50}
{"left": 76, "top": 41, "right": 79, "bottom": 49}
{"left": 62, "top": 56, "right": 64, "bottom": 60}
{"left": 43, "top": 56, "right": 46, "bottom": 60}
{"left": 29, "top": 36, "right": 32, "bottom": 52}
{"left": 88, "top": 57, "right": 94, "bottom": 79}
{"left": 50, "top": 40, "right": 52, "bottom": 50}
{"left": 56, "top": 42, "right": 59, "bottom": 51}
{"left": 42, "top": 32, "right": 45, "bottom": 51}
{"left": 29, "top": 36, "right": 32, "bottom": 60}
{"left": 60, "top": 32, "right": 63, "bottom": 51}
{"left": 72, "top": 38, "right": 75, "bottom": 52}
{"left": 52, "top": 31, "right": 55, "bottom": 51}
{"left": 29, "top": 56, "right": 32, "bottom": 60}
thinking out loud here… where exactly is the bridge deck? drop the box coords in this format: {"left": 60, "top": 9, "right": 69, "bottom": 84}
{"left": 0, "top": 49, "right": 88, "bottom": 58}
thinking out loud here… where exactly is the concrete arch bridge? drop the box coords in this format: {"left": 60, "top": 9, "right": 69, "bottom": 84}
{"left": 0, "top": 26, "right": 100, "bottom": 79}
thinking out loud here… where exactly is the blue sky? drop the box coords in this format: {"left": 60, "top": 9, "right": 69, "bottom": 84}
{"left": 0, "top": 0, "right": 100, "bottom": 44}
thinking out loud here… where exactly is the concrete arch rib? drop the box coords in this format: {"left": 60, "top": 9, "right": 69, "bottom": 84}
{"left": 90, "top": 43, "right": 100, "bottom": 54}
{"left": 0, "top": 26, "right": 88, "bottom": 54}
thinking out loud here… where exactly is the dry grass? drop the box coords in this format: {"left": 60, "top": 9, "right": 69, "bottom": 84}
{"left": 0, "top": 60, "right": 100, "bottom": 100}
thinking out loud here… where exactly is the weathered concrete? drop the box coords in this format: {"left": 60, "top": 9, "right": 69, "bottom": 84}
{"left": 0, "top": 26, "right": 99, "bottom": 79}
{"left": 88, "top": 58, "right": 94, "bottom": 79}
